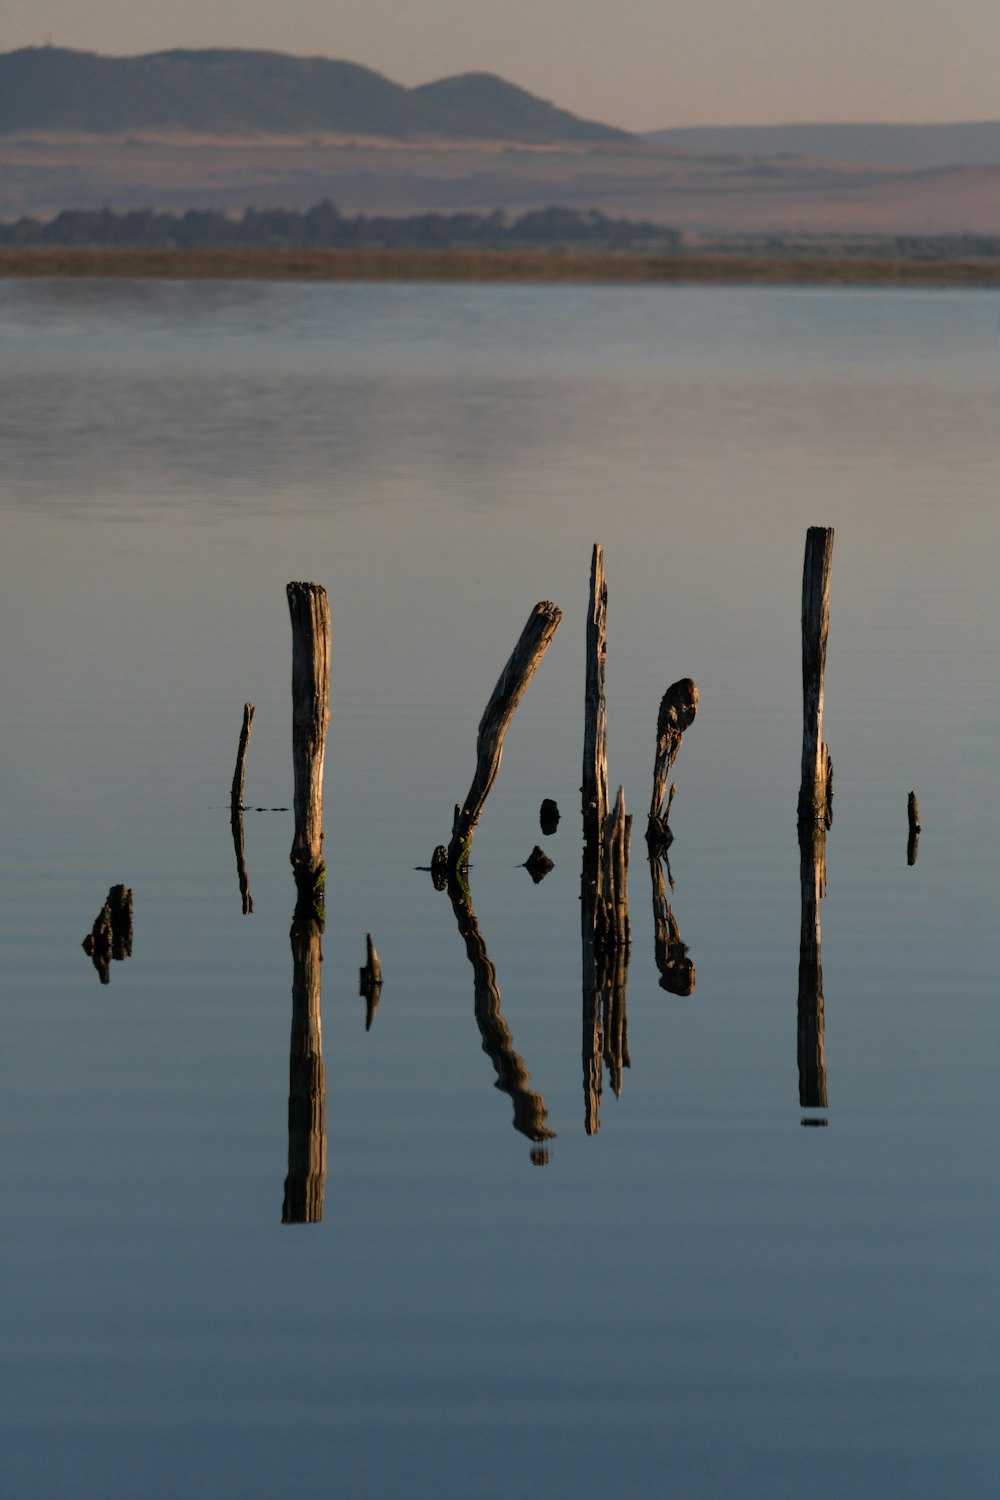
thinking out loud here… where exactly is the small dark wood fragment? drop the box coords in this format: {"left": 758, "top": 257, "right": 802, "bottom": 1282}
{"left": 523, "top": 846, "right": 554, "bottom": 882}
{"left": 82, "top": 885, "right": 133, "bottom": 984}
{"left": 359, "top": 933, "right": 383, "bottom": 1030}
{"left": 539, "top": 798, "right": 560, "bottom": 836}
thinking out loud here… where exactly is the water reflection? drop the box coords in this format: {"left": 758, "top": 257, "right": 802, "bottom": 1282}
{"left": 446, "top": 874, "right": 556, "bottom": 1151}
{"left": 797, "top": 822, "right": 829, "bottom": 1113}
{"left": 581, "top": 798, "right": 632, "bottom": 1135}
{"left": 282, "top": 896, "right": 327, "bottom": 1224}
{"left": 650, "top": 850, "right": 696, "bottom": 997}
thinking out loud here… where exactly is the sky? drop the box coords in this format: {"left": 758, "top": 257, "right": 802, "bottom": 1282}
{"left": 1, "top": 0, "right": 998, "bottom": 133}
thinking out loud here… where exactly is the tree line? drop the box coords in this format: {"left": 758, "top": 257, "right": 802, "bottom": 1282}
{"left": 0, "top": 201, "right": 684, "bottom": 251}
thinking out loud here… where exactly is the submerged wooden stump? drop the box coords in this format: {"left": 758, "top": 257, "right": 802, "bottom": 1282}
{"left": 287, "top": 582, "right": 331, "bottom": 892}
{"left": 82, "top": 884, "right": 133, "bottom": 985}
{"left": 359, "top": 933, "right": 383, "bottom": 1031}
{"left": 446, "top": 600, "right": 562, "bottom": 872}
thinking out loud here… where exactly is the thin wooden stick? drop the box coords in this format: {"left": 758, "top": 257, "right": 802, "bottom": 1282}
{"left": 583, "top": 544, "right": 609, "bottom": 855}
{"left": 907, "top": 790, "right": 921, "bottom": 866}
{"left": 287, "top": 583, "right": 331, "bottom": 882}
{"left": 230, "top": 701, "right": 255, "bottom": 810}
{"left": 798, "top": 527, "right": 835, "bottom": 827}
{"left": 447, "top": 600, "right": 562, "bottom": 871}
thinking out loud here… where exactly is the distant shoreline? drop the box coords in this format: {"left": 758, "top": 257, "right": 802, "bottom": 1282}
{"left": 3, "top": 247, "right": 1000, "bottom": 285}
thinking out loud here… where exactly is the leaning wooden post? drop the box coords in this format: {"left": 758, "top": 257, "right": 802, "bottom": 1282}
{"left": 907, "top": 790, "right": 921, "bottom": 867}
{"left": 798, "top": 528, "right": 835, "bottom": 828}
{"left": 287, "top": 583, "right": 331, "bottom": 891}
{"left": 446, "top": 600, "right": 562, "bottom": 872}
{"left": 583, "top": 544, "right": 609, "bottom": 856}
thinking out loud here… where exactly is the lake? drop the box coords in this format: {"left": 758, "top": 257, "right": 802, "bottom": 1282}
{"left": 1, "top": 279, "right": 998, "bottom": 1499}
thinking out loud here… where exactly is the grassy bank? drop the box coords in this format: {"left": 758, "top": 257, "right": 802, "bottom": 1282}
{"left": 3, "top": 246, "right": 1000, "bottom": 285}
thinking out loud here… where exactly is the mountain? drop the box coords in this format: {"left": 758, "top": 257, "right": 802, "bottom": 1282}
{"left": 0, "top": 46, "right": 630, "bottom": 143}
{"left": 643, "top": 121, "right": 1000, "bottom": 169}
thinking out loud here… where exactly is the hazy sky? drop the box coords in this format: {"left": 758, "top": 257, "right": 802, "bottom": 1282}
{"left": 2, "top": 0, "right": 997, "bottom": 132}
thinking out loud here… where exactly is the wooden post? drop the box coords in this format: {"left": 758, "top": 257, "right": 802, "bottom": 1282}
{"left": 798, "top": 528, "right": 835, "bottom": 828}
{"left": 230, "top": 701, "right": 255, "bottom": 810}
{"left": 446, "top": 600, "right": 562, "bottom": 872}
{"left": 287, "top": 583, "right": 331, "bottom": 887}
{"left": 583, "top": 544, "right": 609, "bottom": 856}
{"left": 447, "top": 875, "right": 556, "bottom": 1147}
{"left": 230, "top": 700, "right": 255, "bottom": 915}
{"left": 907, "top": 790, "right": 921, "bottom": 866}
{"left": 282, "top": 898, "right": 327, "bottom": 1223}
{"left": 647, "top": 678, "right": 698, "bottom": 848}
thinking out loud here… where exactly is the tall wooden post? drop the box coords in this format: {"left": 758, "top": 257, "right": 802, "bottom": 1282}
{"left": 287, "top": 582, "right": 331, "bottom": 887}
{"left": 798, "top": 528, "right": 835, "bottom": 828}
{"left": 583, "top": 544, "right": 609, "bottom": 856}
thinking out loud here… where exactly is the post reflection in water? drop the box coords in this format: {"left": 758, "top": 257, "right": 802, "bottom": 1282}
{"left": 446, "top": 874, "right": 556, "bottom": 1155}
{"left": 580, "top": 818, "right": 632, "bottom": 1137}
{"left": 649, "top": 849, "right": 696, "bottom": 997}
{"left": 282, "top": 896, "right": 327, "bottom": 1223}
{"left": 797, "top": 822, "right": 828, "bottom": 1115}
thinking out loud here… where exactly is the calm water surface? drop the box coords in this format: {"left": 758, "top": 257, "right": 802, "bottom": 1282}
{"left": 1, "top": 281, "right": 998, "bottom": 1499}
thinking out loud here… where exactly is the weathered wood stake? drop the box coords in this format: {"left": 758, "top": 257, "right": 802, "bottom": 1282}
{"left": 287, "top": 582, "right": 331, "bottom": 887}
{"left": 907, "top": 790, "right": 921, "bottom": 866}
{"left": 359, "top": 933, "right": 383, "bottom": 1031}
{"left": 82, "top": 884, "right": 133, "bottom": 984}
{"left": 446, "top": 600, "right": 562, "bottom": 872}
{"left": 583, "top": 544, "right": 609, "bottom": 855}
{"left": 230, "top": 701, "right": 255, "bottom": 810}
{"left": 798, "top": 527, "right": 835, "bottom": 828}
{"left": 647, "top": 678, "right": 698, "bottom": 849}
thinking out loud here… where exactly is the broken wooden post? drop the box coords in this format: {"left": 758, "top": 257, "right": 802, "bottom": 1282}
{"left": 798, "top": 527, "right": 835, "bottom": 828}
{"left": 647, "top": 678, "right": 698, "bottom": 850}
{"left": 230, "top": 701, "right": 255, "bottom": 810}
{"left": 82, "top": 884, "right": 133, "bottom": 984}
{"left": 287, "top": 583, "right": 331, "bottom": 893}
{"left": 283, "top": 896, "right": 327, "bottom": 1223}
{"left": 359, "top": 933, "right": 383, "bottom": 1031}
{"left": 446, "top": 600, "right": 562, "bottom": 872}
{"left": 907, "top": 790, "right": 921, "bottom": 867}
{"left": 582, "top": 544, "right": 609, "bottom": 856}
